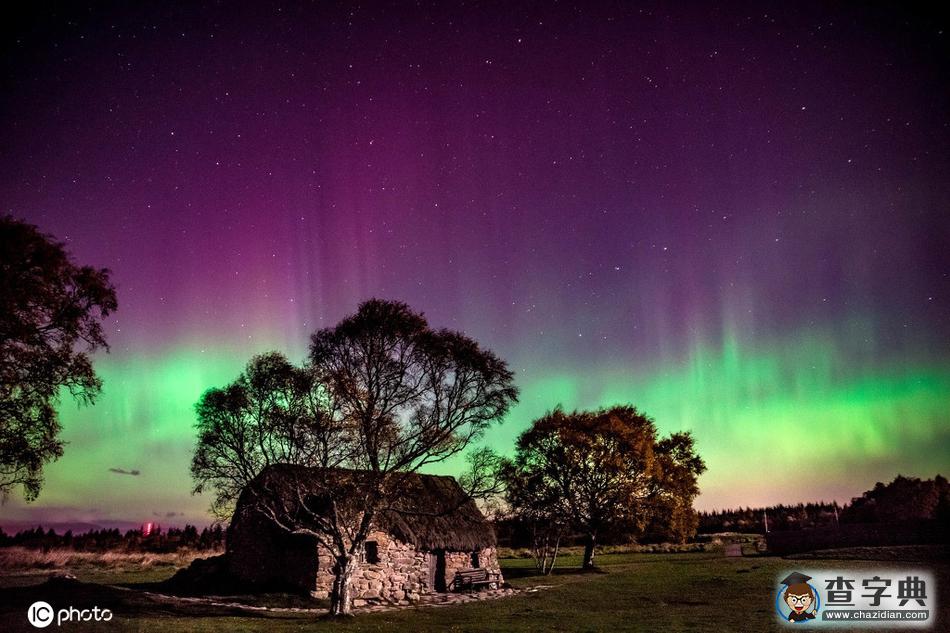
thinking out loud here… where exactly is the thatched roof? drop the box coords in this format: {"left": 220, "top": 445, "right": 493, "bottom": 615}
{"left": 235, "top": 464, "right": 496, "bottom": 551}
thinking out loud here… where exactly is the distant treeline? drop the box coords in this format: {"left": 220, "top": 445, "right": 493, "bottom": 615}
{"left": 0, "top": 524, "right": 224, "bottom": 552}
{"left": 842, "top": 475, "right": 949, "bottom": 524}
{"left": 701, "top": 475, "right": 950, "bottom": 534}
{"left": 698, "top": 502, "right": 842, "bottom": 534}
{"left": 494, "top": 514, "right": 690, "bottom": 548}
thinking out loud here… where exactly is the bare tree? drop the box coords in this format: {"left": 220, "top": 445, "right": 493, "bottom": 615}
{"left": 238, "top": 299, "right": 517, "bottom": 616}
{"left": 191, "top": 352, "right": 343, "bottom": 519}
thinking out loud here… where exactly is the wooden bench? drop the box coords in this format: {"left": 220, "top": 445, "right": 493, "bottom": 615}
{"left": 452, "top": 567, "right": 501, "bottom": 591}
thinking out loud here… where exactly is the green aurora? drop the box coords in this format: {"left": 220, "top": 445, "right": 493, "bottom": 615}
{"left": 5, "top": 319, "right": 947, "bottom": 526}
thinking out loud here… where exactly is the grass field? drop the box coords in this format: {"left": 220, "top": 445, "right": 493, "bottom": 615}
{"left": 2, "top": 549, "right": 947, "bottom": 632}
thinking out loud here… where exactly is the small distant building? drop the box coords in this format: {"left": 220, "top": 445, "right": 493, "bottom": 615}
{"left": 226, "top": 465, "right": 502, "bottom": 604}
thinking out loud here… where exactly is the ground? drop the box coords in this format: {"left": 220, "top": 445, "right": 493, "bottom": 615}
{"left": 1, "top": 547, "right": 947, "bottom": 632}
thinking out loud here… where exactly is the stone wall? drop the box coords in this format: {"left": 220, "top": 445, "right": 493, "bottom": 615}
{"left": 311, "top": 532, "right": 505, "bottom": 605}
{"left": 443, "top": 547, "right": 503, "bottom": 590}
{"left": 444, "top": 550, "right": 471, "bottom": 588}
{"left": 481, "top": 547, "right": 502, "bottom": 578}
{"left": 313, "top": 531, "right": 430, "bottom": 605}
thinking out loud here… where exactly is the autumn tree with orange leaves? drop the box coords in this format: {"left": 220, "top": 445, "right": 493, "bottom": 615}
{"left": 504, "top": 406, "right": 705, "bottom": 569}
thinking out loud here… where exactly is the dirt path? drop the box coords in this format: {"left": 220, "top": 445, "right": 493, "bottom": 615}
{"left": 117, "top": 582, "right": 524, "bottom": 616}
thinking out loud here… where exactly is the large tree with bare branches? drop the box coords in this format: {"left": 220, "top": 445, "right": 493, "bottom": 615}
{"left": 192, "top": 299, "right": 517, "bottom": 616}
{"left": 190, "top": 351, "right": 341, "bottom": 519}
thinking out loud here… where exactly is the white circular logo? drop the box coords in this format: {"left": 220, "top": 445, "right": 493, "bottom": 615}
{"left": 27, "top": 601, "right": 54, "bottom": 628}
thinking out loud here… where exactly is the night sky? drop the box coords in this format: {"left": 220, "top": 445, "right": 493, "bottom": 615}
{"left": 2, "top": 2, "right": 948, "bottom": 529}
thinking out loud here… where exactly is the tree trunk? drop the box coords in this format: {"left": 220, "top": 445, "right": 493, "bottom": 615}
{"left": 546, "top": 533, "right": 562, "bottom": 575}
{"left": 329, "top": 554, "right": 359, "bottom": 616}
{"left": 582, "top": 533, "right": 596, "bottom": 569}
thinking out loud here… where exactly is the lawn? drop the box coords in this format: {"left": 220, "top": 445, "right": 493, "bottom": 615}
{"left": 2, "top": 550, "right": 947, "bottom": 632}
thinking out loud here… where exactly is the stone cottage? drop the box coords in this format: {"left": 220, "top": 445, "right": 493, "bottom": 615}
{"left": 226, "top": 464, "right": 502, "bottom": 604}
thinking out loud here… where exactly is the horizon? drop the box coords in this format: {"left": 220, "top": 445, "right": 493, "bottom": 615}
{"left": 3, "top": 470, "right": 942, "bottom": 534}
{"left": 1, "top": 2, "right": 948, "bottom": 528}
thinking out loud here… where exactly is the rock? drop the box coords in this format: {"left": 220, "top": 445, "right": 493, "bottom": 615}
{"left": 46, "top": 572, "right": 78, "bottom": 585}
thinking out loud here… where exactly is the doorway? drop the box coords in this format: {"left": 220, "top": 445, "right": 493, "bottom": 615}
{"left": 429, "top": 549, "right": 447, "bottom": 592}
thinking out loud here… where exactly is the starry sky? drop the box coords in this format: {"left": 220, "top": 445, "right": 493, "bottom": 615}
{"left": 2, "top": 2, "right": 948, "bottom": 530}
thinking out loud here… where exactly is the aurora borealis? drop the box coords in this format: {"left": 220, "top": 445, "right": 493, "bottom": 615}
{"left": 1, "top": 2, "right": 948, "bottom": 528}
